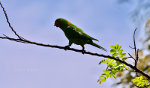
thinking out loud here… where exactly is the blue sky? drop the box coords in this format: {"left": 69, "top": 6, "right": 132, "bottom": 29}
{"left": 0, "top": 0, "right": 139, "bottom": 88}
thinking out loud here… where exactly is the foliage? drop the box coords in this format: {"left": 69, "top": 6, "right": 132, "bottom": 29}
{"left": 132, "top": 76, "right": 150, "bottom": 88}
{"left": 98, "top": 43, "right": 150, "bottom": 88}
{"left": 113, "top": 19, "right": 150, "bottom": 88}
{"left": 98, "top": 44, "right": 128, "bottom": 84}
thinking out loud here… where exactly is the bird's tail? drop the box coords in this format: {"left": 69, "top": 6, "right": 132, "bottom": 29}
{"left": 91, "top": 42, "right": 107, "bottom": 52}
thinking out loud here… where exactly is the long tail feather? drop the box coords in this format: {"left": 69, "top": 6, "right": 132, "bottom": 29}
{"left": 91, "top": 42, "right": 107, "bottom": 52}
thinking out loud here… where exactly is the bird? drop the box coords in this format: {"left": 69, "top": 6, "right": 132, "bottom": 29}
{"left": 54, "top": 18, "right": 107, "bottom": 54}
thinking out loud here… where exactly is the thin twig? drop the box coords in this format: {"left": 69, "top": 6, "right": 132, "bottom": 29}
{"left": 128, "top": 28, "right": 139, "bottom": 68}
{"left": 128, "top": 28, "right": 140, "bottom": 77}
{"left": 0, "top": 1, "right": 23, "bottom": 39}
{"left": 137, "top": 49, "right": 139, "bottom": 62}
{"left": 129, "top": 46, "right": 134, "bottom": 49}
{"left": 133, "top": 29, "right": 139, "bottom": 68}
{"left": 133, "top": 29, "right": 137, "bottom": 57}
{"left": 128, "top": 53, "right": 136, "bottom": 61}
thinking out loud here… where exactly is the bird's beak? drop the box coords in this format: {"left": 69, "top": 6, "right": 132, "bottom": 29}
{"left": 54, "top": 22, "right": 56, "bottom": 26}
{"left": 54, "top": 22, "right": 58, "bottom": 27}
{"left": 54, "top": 22, "right": 60, "bottom": 28}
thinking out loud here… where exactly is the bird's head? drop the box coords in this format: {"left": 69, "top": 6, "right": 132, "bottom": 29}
{"left": 54, "top": 18, "right": 70, "bottom": 29}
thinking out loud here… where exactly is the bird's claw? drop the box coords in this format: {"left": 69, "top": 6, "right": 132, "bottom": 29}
{"left": 64, "top": 45, "right": 70, "bottom": 50}
{"left": 82, "top": 49, "right": 86, "bottom": 54}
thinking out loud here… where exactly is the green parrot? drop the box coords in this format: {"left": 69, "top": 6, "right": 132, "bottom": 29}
{"left": 54, "top": 18, "right": 107, "bottom": 53}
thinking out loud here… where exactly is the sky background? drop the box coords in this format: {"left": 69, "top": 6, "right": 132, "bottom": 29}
{"left": 0, "top": 0, "right": 143, "bottom": 88}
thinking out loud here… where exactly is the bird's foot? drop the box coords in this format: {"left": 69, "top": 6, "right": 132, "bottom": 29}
{"left": 82, "top": 49, "right": 86, "bottom": 54}
{"left": 64, "top": 45, "right": 70, "bottom": 50}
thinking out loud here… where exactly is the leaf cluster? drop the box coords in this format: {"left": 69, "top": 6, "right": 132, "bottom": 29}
{"left": 132, "top": 76, "right": 150, "bottom": 88}
{"left": 98, "top": 44, "right": 128, "bottom": 84}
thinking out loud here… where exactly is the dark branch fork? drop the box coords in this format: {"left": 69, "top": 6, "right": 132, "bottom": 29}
{"left": 0, "top": 1, "right": 149, "bottom": 79}
{"left": 128, "top": 29, "right": 140, "bottom": 75}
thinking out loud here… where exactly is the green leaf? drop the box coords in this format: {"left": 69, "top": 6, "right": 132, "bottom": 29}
{"left": 122, "top": 57, "right": 128, "bottom": 61}
{"left": 99, "top": 81, "right": 101, "bottom": 84}
{"left": 120, "top": 53, "right": 126, "bottom": 57}
{"left": 115, "top": 44, "right": 119, "bottom": 48}
{"left": 118, "top": 49, "right": 124, "bottom": 54}
{"left": 116, "top": 44, "right": 121, "bottom": 50}
{"left": 110, "top": 45, "right": 115, "bottom": 49}
{"left": 99, "top": 59, "right": 106, "bottom": 65}
{"left": 110, "top": 49, "right": 116, "bottom": 53}
{"left": 113, "top": 74, "right": 116, "bottom": 78}
{"left": 116, "top": 61, "right": 121, "bottom": 65}
{"left": 101, "top": 77, "right": 106, "bottom": 82}
{"left": 103, "top": 70, "right": 110, "bottom": 73}
{"left": 112, "top": 53, "right": 118, "bottom": 57}
{"left": 139, "top": 76, "right": 143, "bottom": 80}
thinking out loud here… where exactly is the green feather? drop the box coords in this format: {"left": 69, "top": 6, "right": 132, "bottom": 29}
{"left": 54, "top": 18, "right": 106, "bottom": 52}
{"left": 90, "top": 42, "right": 107, "bottom": 52}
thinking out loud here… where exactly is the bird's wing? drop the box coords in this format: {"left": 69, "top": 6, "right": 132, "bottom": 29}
{"left": 68, "top": 26, "right": 99, "bottom": 41}
{"left": 82, "top": 32, "right": 99, "bottom": 41}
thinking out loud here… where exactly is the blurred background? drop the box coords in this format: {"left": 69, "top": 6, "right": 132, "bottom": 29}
{"left": 0, "top": 0, "right": 150, "bottom": 88}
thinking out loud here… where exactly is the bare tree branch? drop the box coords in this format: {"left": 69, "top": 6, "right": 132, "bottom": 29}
{"left": 128, "top": 53, "right": 136, "bottom": 61}
{"left": 133, "top": 29, "right": 137, "bottom": 55}
{"left": 0, "top": 1, "right": 149, "bottom": 79}
{"left": 0, "top": 1, "right": 23, "bottom": 39}
{"left": 133, "top": 29, "right": 139, "bottom": 67}
{"left": 128, "top": 28, "right": 139, "bottom": 68}
{"left": 129, "top": 45, "right": 134, "bottom": 49}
